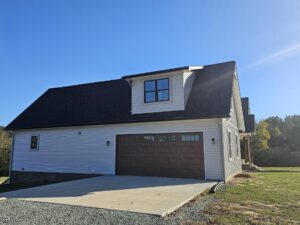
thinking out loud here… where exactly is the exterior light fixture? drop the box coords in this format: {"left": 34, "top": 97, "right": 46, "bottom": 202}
{"left": 211, "top": 138, "right": 216, "bottom": 144}
{"left": 106, "top": 140, "right": 110, "bottom": 146}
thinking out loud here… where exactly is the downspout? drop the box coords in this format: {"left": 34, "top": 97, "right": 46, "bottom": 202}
{"left": 9, "top": 133, "right": 15, "bottom": 184}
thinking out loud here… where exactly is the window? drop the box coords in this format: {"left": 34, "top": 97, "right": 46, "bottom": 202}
{"left": 30, "top": 135, "right": 39, "bottom": 150}
{"left": 228, "top": 131, "right": 232, "bottom": 160}
{"left": 181, "top": 135, "right": 200, "bottom": 142}
{"left": 159, "top": 135, "right": 176, "bottom": 142}
{"left": 144, "top": 78, "right": 169, "bottom": 103}
{"left": 143, "top": 135, "right": 155, "bottom": 142}
{"left": 236, "top": 134, "right": 239, "bottom": 158}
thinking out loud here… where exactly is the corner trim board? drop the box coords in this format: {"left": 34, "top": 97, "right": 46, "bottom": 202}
{"left": 9, "top": 133, "right": 15, "bottom": 184}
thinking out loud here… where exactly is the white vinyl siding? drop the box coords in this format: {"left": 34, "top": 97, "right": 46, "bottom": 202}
{"left": 222, "top": 97, "right": 242, "bottom": 181}
{"left": 12, "top": 118, "right": 224, "bottom": 180}
{"left": 183, "top": 71, "right": 196, "bottom": 106}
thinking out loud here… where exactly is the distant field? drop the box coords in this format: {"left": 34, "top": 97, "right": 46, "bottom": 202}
{"left": 262, "top": 167, "right": 300, "bottom": 171}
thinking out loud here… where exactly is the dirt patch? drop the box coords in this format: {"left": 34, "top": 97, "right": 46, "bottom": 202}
{"left": 204, "top": 199, "right": 300, "bottom": 225}
{"left": 244, "top": 200, "right": 276, "bottom": 208}
{"left": 204, "top": 201, "right": 276, "bottom": 224}
{"left": 182, "top": 221, "right": 208, "bottom": 225}
{"left": 227, "top": 173, "right": 252, "bottom": 185}
{"left": 234, "top": 172, "right": 252, "bottom": 178}
{"left": 242, "top": 211, "right": 259, "bottom": 216}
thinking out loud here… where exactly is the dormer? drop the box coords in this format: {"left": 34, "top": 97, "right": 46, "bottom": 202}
{"left": 123, "top": 66, "right": 203, "bottom": 114}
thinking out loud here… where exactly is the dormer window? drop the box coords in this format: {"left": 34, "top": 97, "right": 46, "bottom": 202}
{"left": 144, "top": 78, "right": 169, "bottom": 103}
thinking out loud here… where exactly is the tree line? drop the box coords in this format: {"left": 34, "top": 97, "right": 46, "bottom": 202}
{"left": 253, "top": 115, "right": 300, "bottom": 166}
{"left": 0, "top": 126, "right": 11, "bottom": 175}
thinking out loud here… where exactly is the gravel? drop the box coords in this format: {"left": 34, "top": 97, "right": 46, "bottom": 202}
{"left": 0, "top": 195, "right": 217, "bottom": 225}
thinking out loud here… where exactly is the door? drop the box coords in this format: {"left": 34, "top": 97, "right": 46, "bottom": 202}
{"left": 116, "top": 132, "right": 205, "bottom": 179}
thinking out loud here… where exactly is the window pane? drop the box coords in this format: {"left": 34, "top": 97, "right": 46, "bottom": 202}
{"left": 145, "top": 81, "right": 156, "bottom": 91}
{"left": 181, "top": 134, "right": 200, "bottom": 142}
{"left": 158, "top": 135, "right": 176, "bottom": 142}
{"left": 181, "top": 135, "right": 195, "bottom": 141}
{"left": 168, "top": 135, "right": 176, "bottom": 142}
{"left": 228, "top": 132, "right": 232, "bottom": 158}
{"left": 145, "top": 91, "right": 156, "bottom": 102}
{"left": 158, "top": 90, "right": 169, "bottom": 101}
{"left": 144, "top": 135, "right": 155, "bottom": 142}
{"left": 157, "top": 79, "right": 169, "bottom": 90}
{"left": 31, "top": 136, "right": 38, "bottom": 149}
{"left": 159, "top": 136, "right": 167, "bottom": 142}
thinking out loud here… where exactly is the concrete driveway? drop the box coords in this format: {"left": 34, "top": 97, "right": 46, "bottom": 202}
{"left": 1, "top": 176, "right": 217, "bottom": 216}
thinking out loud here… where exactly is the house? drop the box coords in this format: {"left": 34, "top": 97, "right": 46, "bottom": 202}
{"left": 5, "top": 61, "right": 255, "bottom": 183}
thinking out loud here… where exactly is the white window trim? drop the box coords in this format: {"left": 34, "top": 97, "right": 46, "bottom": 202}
{"left": 142, "top": 76, "right": 173, "bottom": 105}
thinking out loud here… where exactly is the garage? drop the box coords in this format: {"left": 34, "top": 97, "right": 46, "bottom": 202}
{"left": 116, "top": 132, "right": 205, "bottom": 179}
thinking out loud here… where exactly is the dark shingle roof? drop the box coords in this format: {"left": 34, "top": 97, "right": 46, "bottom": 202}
{"left": 5, "top": 61, "right": 236, "bottom": 130}
{"left": 241, "top": 97, "right": 255, "bottom": 133}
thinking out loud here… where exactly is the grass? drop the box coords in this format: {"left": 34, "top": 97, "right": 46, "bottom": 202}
{"left": 204, "top": 171, "right": 300, "bottom": 224}
{"left": 262, "top": 167, "right": 300, "bottom": 171}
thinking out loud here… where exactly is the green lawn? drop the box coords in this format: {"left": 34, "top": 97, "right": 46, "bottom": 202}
{"left": 204, "top": 171, "right": 300, "bottom": 224}
{"left": 262, "top": 167, "right": 300, "bottom": 171}
{"left": 0, "top": 177, "right": 9, "bottom": 185}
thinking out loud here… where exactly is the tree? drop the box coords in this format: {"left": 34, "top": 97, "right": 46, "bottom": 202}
{"left": 0, "top": 127, "right": 11, "bottom": 175}
{"left": 253, "top": 121, "right": 270, "bottom": 151}
{"left": 265, "top": 116, "right": 285, "bottom": 148}
{"left": 284, "top": 115, "right": 300, "bottom": 132}
{"left": 253, "top": 115, "right": 300, "bottom": 167}
{"left": 285, "top": 127, "right": 300, "bottom": 153}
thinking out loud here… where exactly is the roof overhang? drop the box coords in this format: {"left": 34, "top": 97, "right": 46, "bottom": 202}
{"left": 232, "top": 69, "right": 245, "bottom": 132}
{"left": 122, "top": 66, "right": 203, "bottom": 80}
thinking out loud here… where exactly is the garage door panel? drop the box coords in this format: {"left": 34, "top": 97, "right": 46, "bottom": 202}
{"left": 116, "top": 132, "right": 204, "bottom": 179}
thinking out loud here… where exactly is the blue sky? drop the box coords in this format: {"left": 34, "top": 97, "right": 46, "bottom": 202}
{"left": 1, "top": 0, "right": 300, "bottom": 126}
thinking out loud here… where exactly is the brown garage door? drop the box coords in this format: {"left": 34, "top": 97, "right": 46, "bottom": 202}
{"left": 116, "top": 132, "right": 205, "bottom": 179}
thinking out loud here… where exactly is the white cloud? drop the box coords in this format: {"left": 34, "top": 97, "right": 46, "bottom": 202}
{"left": 243, "top": 42, "right": 300, "bottom": 70}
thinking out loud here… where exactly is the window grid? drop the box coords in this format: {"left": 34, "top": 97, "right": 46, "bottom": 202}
{"left": 143, "top": 135, "right": 155, "bottom": 142}
{"left": 144, "top": 78, "right": 169, "bottom": 103}
{"left": 158, "top": 135, "right": 176, "bottom": 142}
{"left": 181, "top": 135, "right": 200, "bottom": 142}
